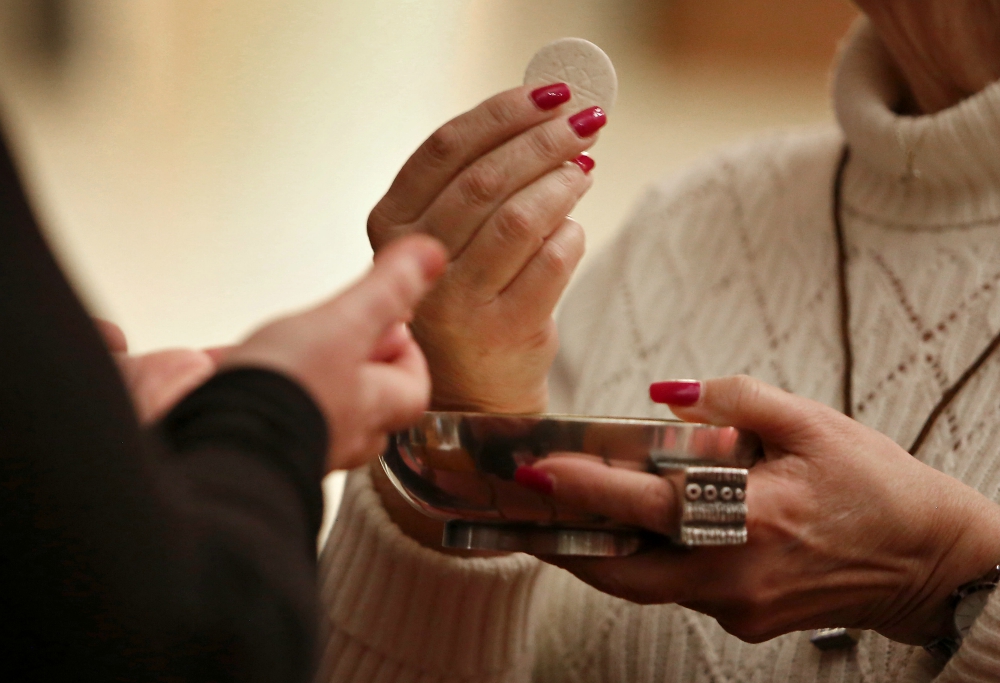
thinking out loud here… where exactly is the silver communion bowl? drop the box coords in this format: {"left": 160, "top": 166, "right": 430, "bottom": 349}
{"left": 380, "top": 412, "right": 761, "bottom": 557}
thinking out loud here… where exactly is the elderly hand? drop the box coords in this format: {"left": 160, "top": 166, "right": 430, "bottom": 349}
{"left": 367, "top": 84, "right": 604, "bottom": 413}
{"left": 520, "top": 375, "right": 1000, "bottom": 646}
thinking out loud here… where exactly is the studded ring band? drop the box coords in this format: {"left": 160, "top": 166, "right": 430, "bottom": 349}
{"left": 652, "top": 465, "right": 749, "bottom": 545}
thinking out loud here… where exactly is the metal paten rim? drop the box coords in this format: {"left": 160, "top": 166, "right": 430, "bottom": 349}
{"left": 442, "top": 521, "right": 644, "bottom": 557}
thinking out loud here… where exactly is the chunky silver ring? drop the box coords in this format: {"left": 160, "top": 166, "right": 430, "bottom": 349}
{"left": 674, "top": 466, "right": 748, "bottom": 545}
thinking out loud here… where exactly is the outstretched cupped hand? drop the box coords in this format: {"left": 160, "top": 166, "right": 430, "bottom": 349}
{"left": 223, "top": 234, "right": 447, "bottom": 471}
{"left": 521, "top": 375, "right": 1000, "bottom": 646}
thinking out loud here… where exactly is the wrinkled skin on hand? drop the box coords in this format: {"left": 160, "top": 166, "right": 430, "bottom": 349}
{"left": 529, "top": 375, "right": 1000, "bottom": 646}
{"left": 368, "top": 85, "right": 603, "bottom": 414}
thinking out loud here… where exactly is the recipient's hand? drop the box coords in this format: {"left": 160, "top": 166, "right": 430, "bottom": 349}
{"left": 223, "top": 235, "right": 446, "bottom": 471}
{"left": 520, "top": 376, "right": 1000, "bottom": 646}
{"left": 368, "top": 84, "right": 604, "bottom": 413}
{"left": 94, "top": 318, "right": 220, "bottom": 424}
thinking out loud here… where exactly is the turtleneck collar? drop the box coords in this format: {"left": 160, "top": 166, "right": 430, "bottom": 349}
{"left": 834, "top": 18, "right": 1000, "bottom": 231}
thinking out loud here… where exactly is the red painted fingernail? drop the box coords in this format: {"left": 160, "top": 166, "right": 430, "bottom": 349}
{"left": 569, "top": 106, "right": 607, "bottom": 138}
{"left": 530, "top": 83, "right": 571, "bottom": 111}
{"left": 649, "top": 380, "right": 701, "bottom": 406}
{"left": 573, "top": 154, "right": 595, "bottom": 174}
{"left": 514, "top": 465, "right": 554, "bottom": 495}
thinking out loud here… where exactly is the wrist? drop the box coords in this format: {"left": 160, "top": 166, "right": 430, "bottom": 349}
{"left": 886, "top": 488, "right": 1000, "bottom": 646}
{"left": 925, "top": 564, "right": 1000, "bottom": 660}
{"left": 931, "top": 495, "right": 1000, "bottom": 643}
{"left": 414, "top": 329, "right": 554, "bottom": 414}
{"left": 430, "top": 382, "right": 549, "bottom": 415}
{"left": 430, "top": 397, "right": 548, "bottom": 415}
{"left": 935, "top": 493, "right": 1000, "bottom": 598}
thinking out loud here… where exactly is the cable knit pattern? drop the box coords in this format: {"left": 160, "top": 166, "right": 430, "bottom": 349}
{"left": 318, "top": 19, "right": 1000, "bottom": 683}
{"left": 316, "top": 470, "right": 542, "bottom": 683}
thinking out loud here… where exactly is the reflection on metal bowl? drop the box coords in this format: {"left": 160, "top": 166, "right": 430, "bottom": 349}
{"left": 381, "top": 412, "right": 761, "bottom": 557}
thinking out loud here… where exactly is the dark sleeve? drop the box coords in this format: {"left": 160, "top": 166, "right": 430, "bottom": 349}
{"left": 0, "top": 129, "right": 328, "bottom": 683}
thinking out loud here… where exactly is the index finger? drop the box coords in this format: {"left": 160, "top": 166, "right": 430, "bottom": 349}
{"left": 368, "top": 84, "right": 570, "bottom": 247}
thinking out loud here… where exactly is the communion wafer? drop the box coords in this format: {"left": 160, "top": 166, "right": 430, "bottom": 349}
{"left": 524, "top": 37, "right": 617, "bottom": 114}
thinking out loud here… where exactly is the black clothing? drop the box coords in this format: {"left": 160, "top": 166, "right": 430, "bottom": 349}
{"left": 0, "top": 132, "right": 328, "bottom": 682}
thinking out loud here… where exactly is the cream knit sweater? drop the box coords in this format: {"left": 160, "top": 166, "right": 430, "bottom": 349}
{"left": 317, "top": 21, "right": 1000, "bottom": 683}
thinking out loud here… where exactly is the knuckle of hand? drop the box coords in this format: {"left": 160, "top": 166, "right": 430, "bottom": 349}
{"left": 527, "top": 124, "right": 564, "bottom": 160}
{"left": 517, "top": 324, "right": 559, "bottom": 360}
{"left": 539, "top": 169, "right": 585, "bottom": 214}
{"left": 556, "top": 165, "right": 586, "bottom": 193}
{"left": 483, "top": 94, "right": 520, "bottom": 129}
{"left": 367, "top": 206, "right": 392, "bottom": 245}
{"left": 461, "top": 164, "right": 506, "bottom": 207}
{"left": 539, "top": 240, "right": 572, "bottom": 275}
{"left": 806, "top": 404, "right": 835, "bottom": 434}
{"left": 495, "top": 204, "right": 540, "bottom": 246}
{"left": 539, "top": 230, "right": 583, "bottom": 276}
{"left": 423, "top": 125, "right": 460, "bottom": 167}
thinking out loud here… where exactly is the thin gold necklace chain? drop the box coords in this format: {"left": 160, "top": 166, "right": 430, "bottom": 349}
{"left": 833, "top": 145, "right": 1000, "bottom": 455}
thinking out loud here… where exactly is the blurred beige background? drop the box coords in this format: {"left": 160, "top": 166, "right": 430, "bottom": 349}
{"left": 0, "top": 0, "right": 855, "bottom": 351}
{"left": 0, "top": 0, "right": 854, "bottom": 525}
